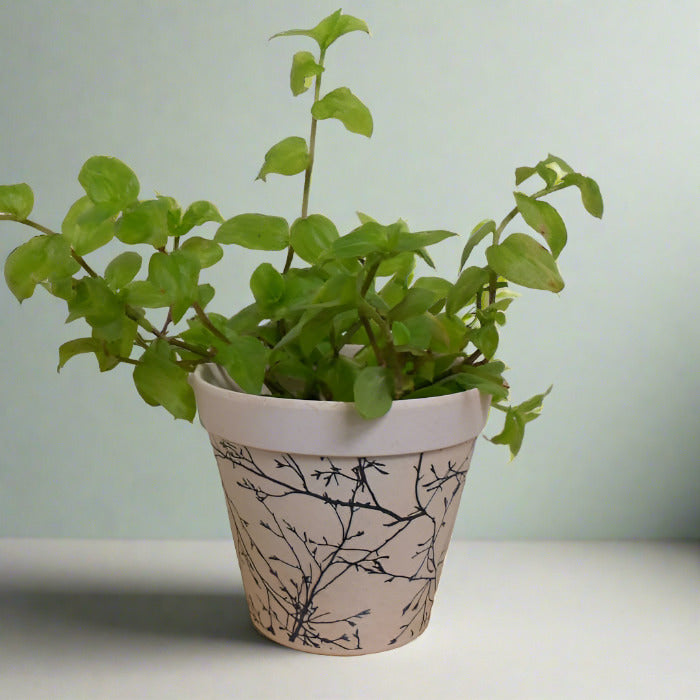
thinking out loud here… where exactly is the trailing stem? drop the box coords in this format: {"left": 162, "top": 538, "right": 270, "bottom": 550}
{"left": 283, "top": 48, "right": 326, "bottom": 274}
{"left": 488, "top": 182, "right": 567, "bottom": 305}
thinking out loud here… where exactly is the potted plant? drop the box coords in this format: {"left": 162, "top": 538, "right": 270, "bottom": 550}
{"left": 1, "top": 10, "right": 602, "bottom": 655}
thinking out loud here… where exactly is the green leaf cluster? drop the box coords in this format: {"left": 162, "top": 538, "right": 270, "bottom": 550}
{"left": 0, "top": 12, "right": 603, "bottom": 460}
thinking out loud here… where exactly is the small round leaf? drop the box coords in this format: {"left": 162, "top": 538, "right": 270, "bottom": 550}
{"left": 0, "top": 183, "right": 34, "bottom": 220}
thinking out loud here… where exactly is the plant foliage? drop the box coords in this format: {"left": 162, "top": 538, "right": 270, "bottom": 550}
{"left": 1, "top": 10, "right": 603, "bottom": 458}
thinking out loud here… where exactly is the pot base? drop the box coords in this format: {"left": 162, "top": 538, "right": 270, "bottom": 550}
{"left": 248, "top": 611, "right": 430, "bottom": 656}
{"left": 213, "top": 438, "right": 476, "bottom": 655}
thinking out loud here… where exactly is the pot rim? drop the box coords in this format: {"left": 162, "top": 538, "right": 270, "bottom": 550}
{"left": 190, "top": 363, "right": 491, "bottom": 457}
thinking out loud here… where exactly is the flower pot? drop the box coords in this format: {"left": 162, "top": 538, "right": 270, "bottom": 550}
{"left": 190, "top": 364, "right": 490, "bottom": 655}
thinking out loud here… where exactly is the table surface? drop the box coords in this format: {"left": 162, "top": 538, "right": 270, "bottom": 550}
{"left": 1, "top": 539, "right": 698, "bottom": 700}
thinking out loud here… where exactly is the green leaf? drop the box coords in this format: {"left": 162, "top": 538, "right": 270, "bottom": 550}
{"left": 535, "top": 163, "right": 559, "bottom": 188}
{"left": 178, "top": 236, "right": 223, "bottom": 268}
{"left": 45, "top": 236, "right": 80, "bottom": 278}
{"left": 78, "top": 156, "right": 139, "bottom": 209}
{"left": 157, "top": 195, "right": 182, "bottom": 235}
{"left": 256, "top": 136, "right": 310, "bottom": 181}
{"left": 413, "top": 277, "right": 452, "bottom": 298}
{"left": 518, "top": 155, "right": 573, "bottom": 189}
{"left": 376, "top": 250, "right": 415, "bottom": 278}
{"left": 281, "top": 267, "right": 327, "bottom": 308}
{"left": 489, "top": 387, "right": 552, "bottom": 459}
{"left": 267, "top": 355, "right": 315, "bottom": 395}
{"left": 311, "top": 87, "right": 373, "bottom": 137}
{"left": 104, "top": 251, "right": 142, "bottom": 290}
{"left": 226, "top": 303, "right": 264, "bottom": 335}
{"left": 271, "top": 9, "right": 369, "bottom": 50}
{"left": 297, "top": 308, "right": 335, "bottom": 356}
{"left": 356, "top": 211, "right": 377, "bottom": 225}
{"left": 379, "top": 277, "right": 408, "bottom": 308}
{"left": 401, "top": 313, "right": 444, "bottom": 351}
{"left": 91, "top": 313, "right": 138, "bottom": 364}
{"left": 353, "top": 366, "right": 393, "bottom": 419}
{"left": 562, "top": 173, "right": 604, "bottom": 218}
{"left": 446, "top": 266, "right": 490, "bottom": 315}
{"left": 318, "top": 355, "right": 359, "bottom": 402}
{"left": 4, "top": 234, "right": 79, "bottom": 302}
{"left": 489, "top": 409, "right": 526, "bottom": 459}
{"left": 133, "top": 340, "right": 196, "bottom": 421}
{"left": 394, "top": 229, "right": 456, "bottom": 252}
{"left": 274, "top": 274, "right": 355, "bottom": 350}
{"left": 445, "top": 364, "right": 508, "bottom": 402}
{"left": 486, "top": 233, "right": 564, "bottom": 292}
{"left": 391, "top": 320, "right": 411, "bottom": 346}
{"left": 178, "top": 200, "right": 224, "bottom": 236}
{"left": 543, "top": 154, "right": 574, "bottom": 178}
{"left": 0, "top": 183, "right": 34, "bottom": 219}
{"left": 389, "top": 287, "right": 438, "bottom": 321}
{"left": 115, "top": 199, "right": 169, "bottom": 248}
{"left": 250, "top": 262, "right": 285, "bottom": 309}
{"left": 57, "top": 337, "right": 102, "bottom": 371}
{"left": 413, "top": 276, "right": 452, "bottom": 312}
{"left": 58, "top": 336, "right": 120, "bottom": 372}
{"left": 147, "top": 249, "right": 200, "bottom": 323}
{"left": 331, "top": 222, "right": 389, "bottom": 258}
{"left": 215, "top": 213, "right": 290, "bottom": 251}
{"left": 514, "top": 192, "right": 567, "bottom": 259}
{"left": 538, "top": 154, "right": 573, "bottom": 187}
{"left": 214, "top": 335, "right": 269, "bottom": 395}
{"left": 517, "top": 385, "right": 553, "bottom": 421}
{"left": 414, "top": 246, "right": 436, "bottom": 269}
{"left": 515, "top": 166, "right": 537, "bottom": 186}
{"left": 61, "top": 196, "right": 115, "bottom": 255}
{"left": 290, "top": 51, "right": 324, "bottom": 96}
{"left": 66, "top": 277, "right": 124, "bottom": 325}
{"left": 290, "top": 214, "right": 339, "bottom": 263}
{"left": 460, "top": 219, "right": 496, "bottom": 270}
{"left": 123, "top": 280, "right": 169, "bottom": 308}
{"left": 433, "top": 313, "right": 469, "bottom": 352}
{"left": 40, "top": 276, "right": 75, "bottom": 302}
{"left": 197, "top": 283, "right": 215, "bottom": 309}
{"left": 471, "top": 321, "right": 499, "bottom": 359}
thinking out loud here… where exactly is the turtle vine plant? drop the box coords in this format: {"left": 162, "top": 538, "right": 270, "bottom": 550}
{"left": 1, "top": 10, "right": 602, "bottom": 458}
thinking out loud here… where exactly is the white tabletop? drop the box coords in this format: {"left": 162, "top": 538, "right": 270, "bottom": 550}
{"left": 1, "top": 539, "right": 698, "bottom": 699}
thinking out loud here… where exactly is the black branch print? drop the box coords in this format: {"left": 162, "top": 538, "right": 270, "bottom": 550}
{"left": 213, "top": 438, "right": 475, "bottom": 653}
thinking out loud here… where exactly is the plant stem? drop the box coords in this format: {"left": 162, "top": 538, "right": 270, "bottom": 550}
{"left": 126, "top": 309, "right": 160, "bottom": 337}
{"left": 166, "top": 337, "right": 215, "bottom": 358}
{"left": 3, "top": 215, "right": 215, "bottom": 365}
{"left": 112, "top": 355, "right": 139, "bottom": 366}
{"left": 193, "top": 302, "right": 231, "bottom": 345}
{"left": 283, "top": 48, "right": 326, "bottom": 274}
{"left": 0, "top": 214, "right": 48, "bottom": 235}
{"left": 302, "top": 48, "right": 326, "bottom": 219}
{"left": 358, "top": 298, "right": 404, "bottom": 396}
{"left": 360, "top": 258, "right": 381, "bottom": 296}
{"left": 360, "top": 315, "right": 384, "bottom": 366}
{"left": 356, "top": 258, "right": 406, "bottom": 394}
{"left": 159, "top": 308, "right": 173, "bottom": 336}
{"left": 0, "top": 215, "right": 101, "bottom": 278}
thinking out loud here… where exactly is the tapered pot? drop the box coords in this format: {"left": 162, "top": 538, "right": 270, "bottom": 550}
{"left": 190, "top": 364, "right": 490, "bottom": 655}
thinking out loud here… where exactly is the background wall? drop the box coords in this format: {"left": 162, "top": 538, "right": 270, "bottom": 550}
{"left": 1, "top": 0, "right": 698, "bottom": 539}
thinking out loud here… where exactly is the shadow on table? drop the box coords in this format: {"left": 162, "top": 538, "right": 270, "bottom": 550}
{"left": 1, "top": 587, "right": 272, "bottom": 647}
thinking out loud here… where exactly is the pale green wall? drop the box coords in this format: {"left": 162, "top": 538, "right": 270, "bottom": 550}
{"left": 1, "top": 0, "right": 698, "bottom": 539}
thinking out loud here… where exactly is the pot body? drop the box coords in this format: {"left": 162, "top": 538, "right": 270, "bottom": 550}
{"left": 190, "top": 364, "right": 490, "bottom": 655}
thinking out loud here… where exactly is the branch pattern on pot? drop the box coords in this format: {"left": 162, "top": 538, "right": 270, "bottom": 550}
{"left": 213, "top": 438, "right": 475, "bottom": 653}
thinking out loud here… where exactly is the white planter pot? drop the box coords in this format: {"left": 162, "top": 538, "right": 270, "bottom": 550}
{"left": 190, "top": 364, "right": 490, "bottom": 655}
